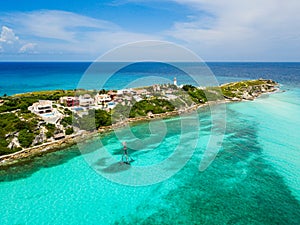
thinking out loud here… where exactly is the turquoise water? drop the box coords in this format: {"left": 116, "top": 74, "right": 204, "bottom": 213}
{"left": 0, "top": 63, "right": 300, "bottom": 224}
{"left": 1, "top": 89, "right": 300, "bottom": 224}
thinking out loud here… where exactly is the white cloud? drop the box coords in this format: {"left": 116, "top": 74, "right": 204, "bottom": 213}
{"left": 0, "top": 26, "right": 19, "bottom": 44}
{"left": 19, "top": 43, "right": 37, "bottom": 53}
{"left": 0, "top": 10, "right": 161, "bottom": 59}
{"left": 0, "top": 26, "right": 22, "bottom": 53}
{"left": 0, "top": 26, "right": 37, "bottom": 55}
{"left": 1, "top": 3, "right": 299, "bottom": 61}
{"left": 165, "top": 0, "right": 300, "bottom": 60}
{"left": 8, "top": 10, "right": 120, "bottom": 42}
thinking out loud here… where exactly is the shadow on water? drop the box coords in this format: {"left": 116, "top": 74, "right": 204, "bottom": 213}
{"left": 93, "top": 155, "right": 131, "bottom": 174}
{"left": 98, "top": 162, "right": 131, "bottom": 174}
{"left": 0, "top": 133, "right": 109, "bottom": 182}
{"left": 113, "top": 108, "right": 300, "bottom": 225}
{"left": 0, "top": 146, "right": 83, "bottom": 182}
{"left": 94, "top": 157, "right": 111, "bottom": 167}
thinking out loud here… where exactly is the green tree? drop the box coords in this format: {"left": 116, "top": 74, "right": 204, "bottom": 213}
{"left": 112, "top": 104, "right": 131, "bottom": 122}
{"left": 18, "top": 129, "right": 34, "bottom": 148}
{"left": 77, "top": 114, "right": 96, "bottom": 131}
{"left": 61, "top": 116, "right": 73, "bottom": 127}
{"left": 95, "top": 109, "right": 112, "bottom": 128}
{"left": 182, "top": 85, "right": 207, "bottom": 103}
{"left": 65, "top": 127, "right": 74, "bottom": 135}
{"left": 45, "top": 123, "right": 56, "bottom": 138}
{"left": 0, "top": 146, "right": 15, "bottom": 156}
{"left": 0, "top": 136, "right": 8, "bottom": 151}
{"left": 99, "top": 89, "right": 107, "bottom": 94}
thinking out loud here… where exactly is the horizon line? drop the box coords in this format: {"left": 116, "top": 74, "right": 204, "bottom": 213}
{"left": 0, "top": 60, "right": 300, "bottom": 63}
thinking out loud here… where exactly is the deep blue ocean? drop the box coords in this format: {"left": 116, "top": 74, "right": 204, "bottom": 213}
{"left": 0, "top": 62, "right": 299, "bottom": 224}
{"left": 1, "top": 62, "right": 300, "bottom": 96}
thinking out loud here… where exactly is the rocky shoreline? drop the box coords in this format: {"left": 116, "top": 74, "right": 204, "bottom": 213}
{"left": 0, "top": 79, "right": 279, "bottom": 168}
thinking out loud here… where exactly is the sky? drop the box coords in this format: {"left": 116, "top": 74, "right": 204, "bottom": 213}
{"left": 0, "top": 0, "right": 299, "bottom": 61}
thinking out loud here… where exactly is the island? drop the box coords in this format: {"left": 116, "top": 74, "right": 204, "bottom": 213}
{"left": 0, "top": 79, "right": 278, "bottom": 167}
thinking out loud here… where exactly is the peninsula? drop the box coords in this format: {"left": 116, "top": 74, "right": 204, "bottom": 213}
{"left": 0, "top": 79, "right": 278, "bottom": 167}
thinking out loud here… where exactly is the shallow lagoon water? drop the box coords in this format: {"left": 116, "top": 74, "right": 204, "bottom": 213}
{"left": 1, "top": 90, "right": 300, "bottom": 224}
{"left": 0, "top": 63, "right": 300, "bottom": 224}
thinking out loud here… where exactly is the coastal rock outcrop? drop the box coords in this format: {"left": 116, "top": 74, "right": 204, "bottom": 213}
{"left": 32, "top": 132, "right": 47, "bottom": 146}
{"left": 221, "top": 79, "right": 278, "bottom": 101}
{"left": 8, "top": 137, "right": 21, "bottom": 149}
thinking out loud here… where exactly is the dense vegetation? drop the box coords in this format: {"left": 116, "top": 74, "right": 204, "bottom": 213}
{"left": 74, "top": 109, "right": 112, "bottom": 131}
{"left": 0, "top": 90, "right": 75, "bottom": 113}
{"left": 129, "top": 99, "right": 175, "bottom": 118}
{"left": 111, "top": 98, "right": 176, "bottom": 120}
{"left": 45, "top": 123, "right": 56, "bottom": 138}
{"left": 182, "top": 84, "right": 207, "bottom": 103}
{"left": 0, "top": 112, "right": 39, "bottom": 154}
{"left": 18, "top": 129, "right": 35, "bottom": 148}
{"left": 0, "top": 113, "right": 21, "bottom": 154}
{"left": 65, "top": 127, "right": 74, "bottom": 135}
{"left": 112, "top": 104, "right": 132, "bottom": 121}
{"left": 61, "top": 116, "right": 72, "bottom": 127}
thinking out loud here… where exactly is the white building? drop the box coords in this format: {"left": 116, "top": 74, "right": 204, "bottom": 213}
{"left": 136, "top": 89, "right": 147, "bottom": 95}
{"left": 153, "top": 84, "right": 161, "bottom": 92}
{"left": 30, "top": 100, "right": 53, "bottom": 114}
{"left": 174, "top": 77, "right": 177, "bottom": 86}
{"left": 95, "top": 94, "right": 111, "bottom": 104}
{"left": 117, "top": 90, "right": 124, "bottom": 96}
{"left": 29, "top": 100, "right": 63, "bottom": 124}
{"left": 79, "top": 94, "right": 94, "bottom": 107}
{"left": 133, "top": 95, "right": 143, "bottom": 102}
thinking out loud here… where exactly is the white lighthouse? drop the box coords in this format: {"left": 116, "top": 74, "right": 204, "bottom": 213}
{"left": 173, "top": 77, "right": 177, "bottom": 86}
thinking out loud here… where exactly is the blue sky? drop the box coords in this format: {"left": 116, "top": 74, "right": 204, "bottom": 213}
{"left": 0, "top": 0, "right": 299, "bottom": 61}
